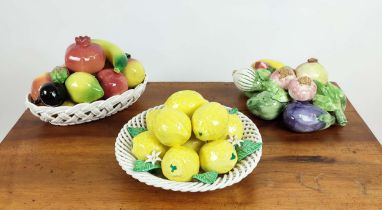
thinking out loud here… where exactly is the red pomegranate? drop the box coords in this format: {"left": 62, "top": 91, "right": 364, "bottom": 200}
{"left": 65, "top": 36, "right": 105, "bottom": 73}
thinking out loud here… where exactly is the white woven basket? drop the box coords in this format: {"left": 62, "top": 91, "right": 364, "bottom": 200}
{"left": 115, "top": 105, "right": 263, "bottom": 192}
{"left": 25, "top": 76, "right": 148, "bottom": 126}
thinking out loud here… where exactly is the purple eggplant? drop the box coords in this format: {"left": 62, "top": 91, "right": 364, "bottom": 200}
{"left": 283, "top": 101, "right": 335, "bottom": 132}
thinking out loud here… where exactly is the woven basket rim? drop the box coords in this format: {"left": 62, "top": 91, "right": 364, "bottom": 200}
{"left": 115, "top": 104, "right": 263, "bottom": 192}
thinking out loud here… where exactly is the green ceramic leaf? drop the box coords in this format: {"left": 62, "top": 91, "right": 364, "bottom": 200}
{"left": 235, "top": 140, "right": 262, "bottom": 161}
{"left": 193, "top": 171, "right": 218, "bottom": 184}
{"left": 262, "top": 81, "right": 290, "bottom": 103}
{"left": 228, "top": 107, "right": 239, "bottom": 115}
{"left": 251, "top": 69, "right": 272, "bottom": 91}
{"left": 313, "top": 80, "right": 348, "bottom": 126}
{"left": 127, "top": 127, "right": 146, "bottom": 138}
{"left": 313, "top": 95, "right": 337, "bottom": 111}
{"left": 271, "top": 88, "right": 290, "bottom": 103}
{"left": 318, "top": 113, "right": 336, "bottom": 129}
{"left": 256, "top": 69, "right": 271, "bottom": 80}
{"left": 133, "top": 160, "right": 161, "bottom": 172}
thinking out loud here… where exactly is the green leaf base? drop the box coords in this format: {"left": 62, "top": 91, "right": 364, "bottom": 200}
{"left": 193, "top": 171, "right": 219, "bottom": 184}
{"left": 133, "top": 160, "right": 161, "bottom": 172}
{"left": 127, "top": 127, "right": 147, "bottom": 138}
{"left": 235, "top": 140, "right": 262, "bottom": 161}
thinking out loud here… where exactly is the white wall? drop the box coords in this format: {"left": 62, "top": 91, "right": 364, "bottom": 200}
{"left": 0, "top": 0, "right": 381, "bottom": 143}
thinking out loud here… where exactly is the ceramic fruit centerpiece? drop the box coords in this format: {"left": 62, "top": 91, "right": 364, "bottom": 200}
{"left": 115, "top": 90, "right": 262, "bottom": 191}
{"left": 26, "top": 36, "right": 147, "bottom": 125}
{"left": 232, "top": 58, "right": 347, "bottom": 133}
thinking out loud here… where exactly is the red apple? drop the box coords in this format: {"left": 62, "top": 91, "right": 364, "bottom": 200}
{"left": 96, "top": 69, "right": 128, "bottom": 99}
{"left": 30, "top": 72, "right": 51, "bottom": 102}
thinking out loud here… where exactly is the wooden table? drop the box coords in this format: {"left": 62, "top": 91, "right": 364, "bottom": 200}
{"left": 1, "top": 82, "right": 381, "bottom": 209}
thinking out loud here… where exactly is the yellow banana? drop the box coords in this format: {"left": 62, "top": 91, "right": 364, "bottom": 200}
{"left": 92, "top": 39, "right": 128, "bottom": 73}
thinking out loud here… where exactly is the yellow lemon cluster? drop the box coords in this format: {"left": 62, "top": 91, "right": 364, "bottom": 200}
{"left": 132, "top": 90, "right": 244, "bottom": 182}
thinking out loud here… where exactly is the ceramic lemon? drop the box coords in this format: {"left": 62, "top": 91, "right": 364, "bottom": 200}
{"left": 146, "top": 109, "right": 160, "bottom": 132}
{"left": 153, "top": 108, "right": 192, "bottom": 147}
{"left": 122, "top": 58, "right": 145, "bottom": 88}
{"left": 192, "top": 102, "right": 229, "bottom": 141}
{"left": 199, "top": 140, "right": 237, "bottom": 174}
{"left": 182, "top": 136, "right": 204, "bottom": 152}
{"left": 161, "top": 146, "right": 200, "bottom": 182}
{"left": 164, "top": 90, "right": 208, "bottom": 117}
{"left": 131, "top": 131, "right": 167, "bottom": 160}
{"left": 228, "top": 114, "right": 244, "bottom": 139}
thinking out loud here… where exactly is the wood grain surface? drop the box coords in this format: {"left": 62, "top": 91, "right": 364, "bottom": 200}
{"left": 1, "top": 82, "right": 381, "bottom": 210}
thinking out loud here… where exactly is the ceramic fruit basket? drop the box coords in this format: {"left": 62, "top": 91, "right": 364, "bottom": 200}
{"left": 233, "top": 58, "right": 348, "bottom": 133}
{"left": 26, "top": 76, "right": 147, "bottom": 125}
{"left": 115, "top": 90, "right": 262, "bottom": 192}
{"left": 25, "top": 36, "right": 147, "bottom": 125}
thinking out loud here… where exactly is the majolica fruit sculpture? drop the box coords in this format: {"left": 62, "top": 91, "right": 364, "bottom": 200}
{"left": 233, "top": 58, "right": 347, "bottom": 133}
{"left": 30, "top": 36, "right": 146, "bottom": 107}
{"left": 129, "top": 90, "right": 262, "bottom": 184}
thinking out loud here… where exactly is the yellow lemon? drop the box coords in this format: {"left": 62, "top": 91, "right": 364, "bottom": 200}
{"left": 161, "top": 146, "right": 200, "bottom": 182}
{"left": 182, "top": 136, "right": 204, "bottom": 153}
{"left": 153, "top": 108, "right": 192, "bottom": 146}
{"left": 199, "top": 140, "right": 237, "bottom": 174}
{"left": 146, "top": 109, "right": 160, "bottom": 132}
{"left": 192, "top": 102, "right": 229, "bottom": 141}
{"left": 164, "top": 90, "right": 208, "bottom": 117}
{"left": 131, "top": 131, "right": 167, "bottom": 160}
{"left": 122, "top": 59, "right": 145, "bottom": 88}
{"left": 228, "top": 114, "right": 244, "bottom": 139}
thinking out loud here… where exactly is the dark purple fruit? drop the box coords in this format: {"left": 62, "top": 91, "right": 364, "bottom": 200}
{"left": 283, "top": 101, "right": 335, "bottom": 132}
{"left": 39, "top": 82, "right": 67, "bottom": 106}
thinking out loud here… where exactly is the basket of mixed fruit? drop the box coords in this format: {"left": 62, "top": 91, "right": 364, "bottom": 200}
{"left": 115, "top": 90, "right": 262, "bottom": 192}
{"left": 26, "top": 36, "right": 147, "bottom": 125}
{"left": 233, "top": 58, "right": 348, "bottom": 133}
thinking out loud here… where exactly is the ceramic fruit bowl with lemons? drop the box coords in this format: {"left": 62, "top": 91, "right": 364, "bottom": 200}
{"left": 115, "top": 90, "right": 263, "bottom": 192}
{"left": 25, "top": 36, "right": 147, "bottom": 125}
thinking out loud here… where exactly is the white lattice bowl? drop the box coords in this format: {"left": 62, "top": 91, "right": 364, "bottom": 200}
{"left": 25, "top": 76, "right": 148, "bottom": 126}
{"left": 115, "top": 105, "right": 263, "bottom": 192}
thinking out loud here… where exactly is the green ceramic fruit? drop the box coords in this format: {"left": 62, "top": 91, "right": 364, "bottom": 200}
{"left": 246, "top": 91, "right": 287, "bottom": 120}
{"left": 65, "top": 72, "right": 104, "bottom": 103}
